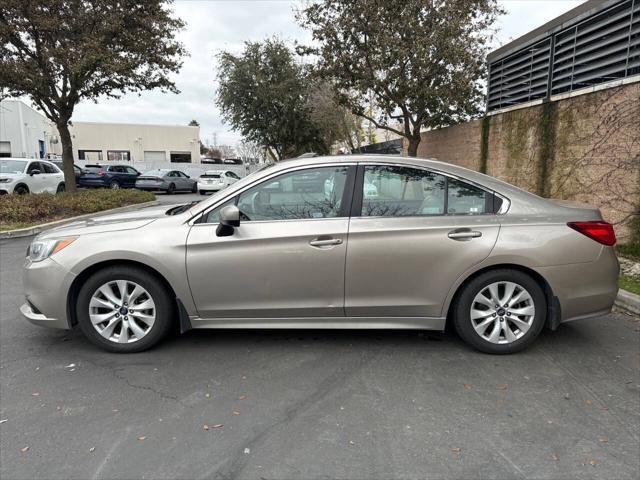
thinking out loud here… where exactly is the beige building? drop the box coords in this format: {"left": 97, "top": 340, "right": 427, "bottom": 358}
{"left": 50, "top": 121, "right": 201, "bottom": 163}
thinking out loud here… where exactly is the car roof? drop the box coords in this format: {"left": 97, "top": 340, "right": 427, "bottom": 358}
{"left": 203, "top": 170, "right": 224, "bottom": 174}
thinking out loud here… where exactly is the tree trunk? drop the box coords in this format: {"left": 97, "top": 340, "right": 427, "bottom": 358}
{"left": 56, "top": 121, "right": 77, "bottom": 192}
{"left": 406, "top": 136, "right": 421, "bottom": 157}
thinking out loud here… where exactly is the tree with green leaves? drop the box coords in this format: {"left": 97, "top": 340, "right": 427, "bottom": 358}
{"left": 189, "top": 119, "right": 200, "bottom": 127}
{"left": 297, "top": 0, "right": 504, "bottom": 156}
{"left": 0, "top": 0, "right": 186, "bottom": 191}
{"left": 216, "top": 38, "right": 328, "bottom": 160}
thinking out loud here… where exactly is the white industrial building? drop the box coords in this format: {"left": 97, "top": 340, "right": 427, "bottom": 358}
{"left": 0, "top": 99, "right": 51, "bottom": 159}
{"left": 0, "top": 99, "right": 202, "bottom": 164}
{"left": 49, "top": 121, "right": 201, "bottom": 163}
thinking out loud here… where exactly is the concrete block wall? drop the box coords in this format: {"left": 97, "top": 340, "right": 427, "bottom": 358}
{"left": 408, "top": 82, "right": 640, "bottom": 243}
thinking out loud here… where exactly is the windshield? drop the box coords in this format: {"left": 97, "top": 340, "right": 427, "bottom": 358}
{"left": 0, "top": 160, "right": 27, "bottom": 174}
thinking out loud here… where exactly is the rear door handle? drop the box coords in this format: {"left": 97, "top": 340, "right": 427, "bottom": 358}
{"left": 448, "top": 230, "right": 482, "bottom": 240}
{"left": 309, "top": 238, "right": 343, "bottom": 247}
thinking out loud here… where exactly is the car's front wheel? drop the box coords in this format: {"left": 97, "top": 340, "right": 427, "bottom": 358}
{"left": 76, "top": 266, "right": 174, "bottom": 353}
{"left": 452, "top": 269, "right": 546, "bottom": 354}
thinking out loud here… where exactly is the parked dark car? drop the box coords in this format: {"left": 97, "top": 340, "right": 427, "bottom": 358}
{"left": 79, "top": 164, "right": 140, "bottom": 189}
{"left": 135, "top": 169, "right": 197, "bottom": 194}
{"left": 52, "top": 161, "right": 82, "bottom": 186}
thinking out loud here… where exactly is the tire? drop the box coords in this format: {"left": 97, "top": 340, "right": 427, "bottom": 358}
{"left": 56, "top": 183, "right": 65, "bottom": 193}
{"left": 199, "top": 190, "right": 206, "bottom": 195}
{"left": 191, "top": 183, "right": 197, "bottom": 193}
{"left": 109, "top": 180, "right": 120, "bottom": 189}
{"left": 167, "top": 183, "right": 176, "bottom": 195}
{"left": 76, "top": 266, "right": 174, "bottom": 353}
{"left": 452, "top": 269, "right": 546, "bottom": 354}
{"left": 14, "top": 184, "right": 29, "bottom": 195}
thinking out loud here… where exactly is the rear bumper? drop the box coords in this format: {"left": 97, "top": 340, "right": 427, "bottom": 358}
{"left": 197, "top": 184, "right": 224, "bottom": 192}
{"left": 537, "top": 247, "right": 619, "bottom": 323}
{"left": 79, "top": 179, "right": 108, "bottom": 187}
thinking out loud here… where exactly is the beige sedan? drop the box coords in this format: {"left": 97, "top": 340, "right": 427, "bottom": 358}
{"left": 21, "top": 155, "right": 619, "bottom": 354}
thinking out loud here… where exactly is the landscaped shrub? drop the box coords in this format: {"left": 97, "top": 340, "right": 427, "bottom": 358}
{"left": 0, "top": 189, "right": 155, "bottom": 228}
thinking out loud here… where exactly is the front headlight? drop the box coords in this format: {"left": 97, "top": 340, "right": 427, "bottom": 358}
{"left": 28, "top": 236, "right": 78, "bottom": 262}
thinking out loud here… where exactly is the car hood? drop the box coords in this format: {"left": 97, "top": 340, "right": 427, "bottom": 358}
{"left": 38, "top": 204, "right": 177, "bottom": 238}
{"left": 0, "top": 172, "right": 25, "bottom": 179}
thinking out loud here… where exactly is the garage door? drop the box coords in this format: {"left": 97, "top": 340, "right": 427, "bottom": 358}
{"left": 144, "top": 151, "right": 166, "bottom": 161}
{"left": 0, "top": 141, "right": 11, "bottom": 157}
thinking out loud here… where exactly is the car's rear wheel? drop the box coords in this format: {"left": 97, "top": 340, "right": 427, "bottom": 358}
{"left": 76, "top": 266, "right": 174, "bottom": 353}
{"left": 167, "top": 183, "right": 175, "bottom": 194}
{"left": 452, "top": 269, "right": 546, "bottom": 354}
{"left": 191, "top": 183, "right": 197, "bottom": 193}
{"left": 56, "top": 183, "right": 65, "bottom": 193}
{"left": 109, "top": 180, "right": 120, "bottom": 189}
{"left": 14, "top": 184, "right": 29, "bottom": 195}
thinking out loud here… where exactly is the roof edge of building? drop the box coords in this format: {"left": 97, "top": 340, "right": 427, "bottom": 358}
{"left": 488, "top": 0, "right": 621, "bottom": 62}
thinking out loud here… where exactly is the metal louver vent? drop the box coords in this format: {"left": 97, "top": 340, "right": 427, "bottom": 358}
{"left": 487, "top": 0, "right": 638, "bottom": 111}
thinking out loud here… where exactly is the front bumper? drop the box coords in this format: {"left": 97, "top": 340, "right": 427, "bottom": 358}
{"left": 22, "top": 257, "right": 74, "bottom": 330}
{"left": 20, "top": 302, "right": 69, "bottom": 329}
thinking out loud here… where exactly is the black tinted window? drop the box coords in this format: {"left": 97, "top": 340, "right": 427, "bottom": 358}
{"left": 41, "top": 162, "right": 57, "bottom": 173}
{"left": 27, "top": 162, "right": 41, "bottom": 173}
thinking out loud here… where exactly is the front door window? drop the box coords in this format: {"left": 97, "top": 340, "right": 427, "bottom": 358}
{"left": 236, "top": 166, "right": 350, "bottom": 221}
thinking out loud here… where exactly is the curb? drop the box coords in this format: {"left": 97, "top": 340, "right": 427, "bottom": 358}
{"left": 0, "top": 200, "right": 160, "bottom": 239}
{"left": 615, "top": 289, "right": 640, "bottom": 316}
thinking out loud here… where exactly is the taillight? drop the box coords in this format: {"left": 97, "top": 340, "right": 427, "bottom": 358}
{"left": 98, "top": 169, "right": 105, "bottom": 176}
{"left": 567, "top": 221, "right": 616, "bottom": 246}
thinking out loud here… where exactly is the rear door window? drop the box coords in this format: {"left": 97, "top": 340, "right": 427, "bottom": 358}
{"left": 361, "top": 165, "right": 446, "bottom": 217}
{"left": 447, "top": 179, "right": 491, "bottom": 215}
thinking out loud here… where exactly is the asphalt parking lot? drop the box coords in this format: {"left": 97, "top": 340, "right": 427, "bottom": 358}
{"left": 1, "top": 233, "right": 639, "bottom": 479}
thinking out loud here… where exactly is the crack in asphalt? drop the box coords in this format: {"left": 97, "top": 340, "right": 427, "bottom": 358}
{"left": 111, "top": 367, "right": 185, "bottom": 406}
{"left": 198, "top": 349, "right": 378, "bottom": 480}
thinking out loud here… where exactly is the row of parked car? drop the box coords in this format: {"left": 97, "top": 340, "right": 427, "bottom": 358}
{"left": 0, "top": 157, "right": 241, "bottom": 195}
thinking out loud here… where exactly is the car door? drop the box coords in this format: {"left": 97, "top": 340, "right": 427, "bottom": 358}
{"left": 176, "top": 171, "right": 191, "bottom": 190}
{"left": 41, "top": 161, "right": 62, "bottom": 192}
{"left": 186, "top": 164, "right": 356, "bottom": 319}
{"left": 25, "top": 161, "right": 45, "bottom": 192}
{"left": 124, "top": 166, "right": 139, "bottom": 187}
{"left": 344, "top": 163, "right": 501, "bottom": 318}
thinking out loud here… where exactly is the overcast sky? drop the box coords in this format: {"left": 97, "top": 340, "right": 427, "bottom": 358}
{"left": 68, "top": 0, "right": 585, "bottom": 147}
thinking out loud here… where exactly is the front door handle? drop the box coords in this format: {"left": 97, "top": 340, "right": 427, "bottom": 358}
{"left": 309, "top": 238, "right": 343, "bottom": 247}
{"left": 448, "top": 229, "right": 482, "bottom": 240}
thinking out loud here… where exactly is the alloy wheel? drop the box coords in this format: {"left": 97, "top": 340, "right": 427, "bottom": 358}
{"left": 470, "top": 281, "right": 535, "bottom": 344}
{"left": 89, "top": 280, "right": 156, "bottom": 343}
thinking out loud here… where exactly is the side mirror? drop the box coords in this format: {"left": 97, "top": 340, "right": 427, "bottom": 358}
{"left": 216, "top": 205, "right": 240, "bottom": 237}
{"left": 30, "top": 169, "right": 41, "bottom": 176}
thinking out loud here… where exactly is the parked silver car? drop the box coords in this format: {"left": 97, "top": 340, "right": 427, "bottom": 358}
{"left": 135, "top": 169, "right": 197, "bottom": 194}
{"left": 21, "top": 156, "right": 619, "bottom": 354}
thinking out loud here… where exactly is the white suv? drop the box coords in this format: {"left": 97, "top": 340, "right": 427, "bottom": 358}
{"left": 0, "top": 158, "right": 65, "bottom": 195}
